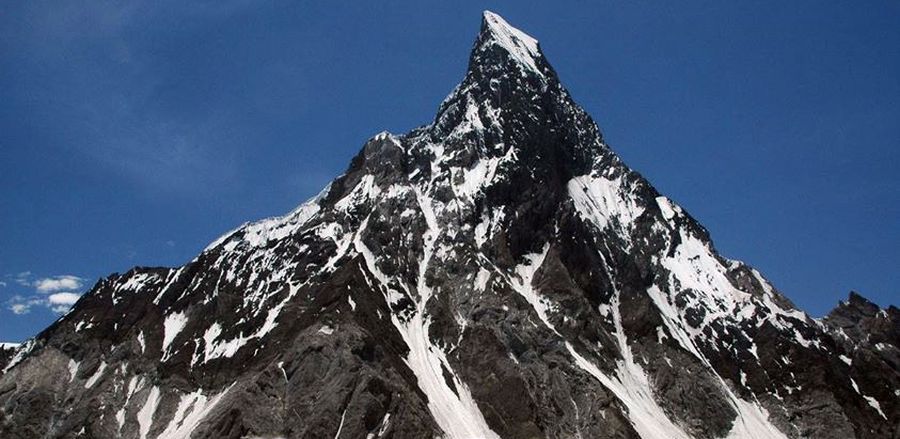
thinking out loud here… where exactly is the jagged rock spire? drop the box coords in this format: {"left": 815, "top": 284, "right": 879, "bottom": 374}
{"left": 473, "top": 11, "right": 549, "bottom": 79}
{"left": 434, "top": 11, "right": 556, "bottom": 134}
{"left": 431, "top": 10, "right": 606, "bottom": 184}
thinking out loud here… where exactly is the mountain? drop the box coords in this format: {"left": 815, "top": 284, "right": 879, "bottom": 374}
{"left": 1, "top": 11, "right": 897, "bottom": 439}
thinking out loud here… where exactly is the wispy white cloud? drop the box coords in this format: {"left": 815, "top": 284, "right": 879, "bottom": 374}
{"left": 7, "top": 295, "right": 45, "bottom": 315}
{"left": 48, "top": 292, "right": 81, "bottom": 306}
{"left": 14, "top": 272, "right": 32, "bottom": 287}
{"left": 5, "top": 0, "right": 256, "bottom": 197}
{"left": 4, "top": 273, "right": 86, "bottom": 315}
{"left": 47, "top": 292, "right": 81, "bottom": 313}
{"left": 34, "top": 275, "right": 84, "bottom": 293}
{"left": 9, "top": 303, "right": 30, "bottom": 315}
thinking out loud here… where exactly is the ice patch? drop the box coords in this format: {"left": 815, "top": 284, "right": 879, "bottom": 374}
{"left": 162, "top": 312, "right": 189, "bottom": 360}
{"left": 68, "top": 359, "right": 79, "bottom": 383}
{"left": 335, "top": 175, "right": 381, "bottom": 212}
{"left": 455, "top": 155, "right": 500, "bottom": 198}
{"left": 157, "top": 386, "right": 233, "bottom": 438}
{"left": 509, "top": 244, "right": 557, "bottom": 332}
{"left": 655, "top": 196, "right": 679, "bottom": 220}
{"left": 474, "top": 267, "right": 491, "bottom": 292}
{"left": 474, "top": 208, "right": 505, "bottom": 248}
{"left": 864, "top": 395, "right": 888, "bottom": 419}
{"left": 452, "top": 97, "right": 486, "bottom": 137}
{"left": 334, "top": 407, "right": 348, "bottom": 439}
{"left": 138, "top": 331, "right": 146, "bottom": 354}
{"left": 205, "top": 185, "right": 325, "bottom": 252}
{"left": 724, "top": 398, "right": 790, "bottom": 439}
{"left": 662, "top": 231, "right": 749, "bottom": 305}
{"left": 366, "top": 412, "right": 392, "bottom": 439}
{"left": 568, "top": 175, "right": 644, "bottom": 233}
{"left": 114, "top": 272, "right": 161, "bottom": 304}
{"left": 196, "top": 323, "right": 257, "bottom": 364}
{"left": 137, "top": 386, "right": 161, "bottom": 439}
{"left": 850, "top": 379, "right": 888, "bottom": 419}
{"left": 117, "top": 375, "right": 145, "bottom": 430}
{"left": 84, "top": 361, "right": 107, "bottom": 388}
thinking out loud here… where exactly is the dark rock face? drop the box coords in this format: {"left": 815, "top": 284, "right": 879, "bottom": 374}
{"left": 1, "top": 11, "right": 897, "bottom": 439}
{"left": 0, "top": 345, "right": 16, "bottom": 374}
{"left": 819, "top": 293, "right": 900, "bottom": 438}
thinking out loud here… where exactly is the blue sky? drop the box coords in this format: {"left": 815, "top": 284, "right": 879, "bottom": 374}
{"left": 1, "top": 1, "right": 897, "bottom": 342}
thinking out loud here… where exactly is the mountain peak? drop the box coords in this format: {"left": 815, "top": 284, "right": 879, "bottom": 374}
{"left": 432, "top": 11, "right": 574, "bottom": 142}
{"left": 478, "top": 11, "right": 543, "bottom": 74}
{"left": 4, "top": 11, "right": 898, "bottom": 439}
{"left": 828, "top": 291, "right": 881, "bottom": 321}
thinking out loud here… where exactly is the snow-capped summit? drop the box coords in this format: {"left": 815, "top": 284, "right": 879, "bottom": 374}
{"left": 479, "top": 11, "right": 544, "bottom": 75}
{"left": 1, "top": 12, "right": 896, "bottom": 439}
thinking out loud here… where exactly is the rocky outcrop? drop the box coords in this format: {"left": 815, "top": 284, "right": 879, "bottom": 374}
{"left": 0, "top": 344, "right": 17, "bottom": 375}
